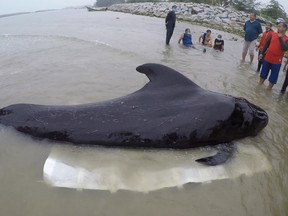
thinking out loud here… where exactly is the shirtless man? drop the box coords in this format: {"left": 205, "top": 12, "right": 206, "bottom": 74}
{"left": 198, "top": 30, "right": 212, "bottom": 47}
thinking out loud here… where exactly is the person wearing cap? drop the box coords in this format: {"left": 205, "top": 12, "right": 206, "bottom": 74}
{"left": 259, "top": 22, "right": 288, "bottom": 89}
{"left": 178, "top": 28, "right": 195, "bottom": 48}
{"left": 165, "top": 5, "right": 177, "bottom": 45}
{"left": 213, "top": 34, "right": 224, "bottom": 51}
{"left": 276, "top": 18, "right": 285, "bottom": 25}
{"left": 256, "top": 21, "right": 273, "bottom": 72}
{"left": 241, "top": 12, "right": 263, "bottom": 64}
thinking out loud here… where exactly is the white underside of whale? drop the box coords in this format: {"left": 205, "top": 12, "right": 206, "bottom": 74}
{"left": 43, "top": 143, "right": 271, "bottom": 193}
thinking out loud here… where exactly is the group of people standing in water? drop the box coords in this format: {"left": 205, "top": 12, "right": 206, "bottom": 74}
{"left": 165, "top": 6, "right": 288, "bottom": 92}
{"left": 165, "top": 5, "right": 224, "bottom": 51}
{"left": 242, "top": 13, "right": 288, "bottom": 91}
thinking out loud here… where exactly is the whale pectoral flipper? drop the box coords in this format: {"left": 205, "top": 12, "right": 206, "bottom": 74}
{"left": 195, "top": 143, "right": 235, "bottom": 166}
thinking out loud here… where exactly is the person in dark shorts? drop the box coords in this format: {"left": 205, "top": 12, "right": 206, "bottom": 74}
{"left": 213, "top": 34, "right": 224, "bottom": 51}
{"left": 259, "top": 22, "right": 288, "bottom": 89}
{"left": 256, "top": 22, "right": 273, "bottom": 72}
{"left": 165, "top": 5, "right": 176, "bottom": 45}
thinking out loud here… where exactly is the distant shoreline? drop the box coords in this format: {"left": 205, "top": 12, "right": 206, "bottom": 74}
{"left": 0, "top": 12, "right": 31, "bottom": 19}
{"left": 108, "top": 2, "right": 268, "bottom": 37}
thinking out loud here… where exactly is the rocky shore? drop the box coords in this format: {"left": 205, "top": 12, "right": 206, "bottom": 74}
{"left": 108, "top": 2, "right": 267, "bottom": 36}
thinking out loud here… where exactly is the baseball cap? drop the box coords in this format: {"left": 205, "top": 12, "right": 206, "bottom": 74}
{"left": 276, "top": 18, "right": 285, "bottom": 24}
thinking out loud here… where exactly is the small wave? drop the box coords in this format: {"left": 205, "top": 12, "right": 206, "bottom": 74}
{"left": 0, "top": 34, "right": 110, "bottom": 46}
{"left": 0, "top": 12, "right": 31, "bottom": 19}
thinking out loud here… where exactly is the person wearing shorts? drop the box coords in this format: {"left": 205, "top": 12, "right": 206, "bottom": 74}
{"left": 260, "top": 62, "right": 282, "bottom": 88}
{"left": 241, "top": 13, "right": 262, "bottom": 64}
{"left": 259, "top": 22, "right": 288, "bottom": 89}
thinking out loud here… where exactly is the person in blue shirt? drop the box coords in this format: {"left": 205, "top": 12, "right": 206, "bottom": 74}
{"left": 178, "top": 28, "right": 195, "bottom": 48}
{"left": 198, "top": 30, "right": 212, "bottom": 47}
{"left": 241, "top": 12, "right": 263, "bottom": 64}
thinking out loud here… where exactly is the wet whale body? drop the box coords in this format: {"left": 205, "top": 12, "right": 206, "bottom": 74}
{"left": 0, "top": 63, "right": 268, "bottom": 165}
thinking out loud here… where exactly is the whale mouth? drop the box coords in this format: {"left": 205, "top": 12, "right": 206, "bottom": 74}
{"left": 232, "top": 98, "right": 268, "bottom": 136}
{"left": 244, "top": 101, "right": 269, "bottom": 136}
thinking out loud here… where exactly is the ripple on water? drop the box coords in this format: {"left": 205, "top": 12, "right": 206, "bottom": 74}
{"left": 0, "top": 9, "right": 287, "bottom": 216}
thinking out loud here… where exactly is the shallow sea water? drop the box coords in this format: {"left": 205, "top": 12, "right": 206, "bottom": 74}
{"left": 0, "top": 9, "right": 288, "bottom": 216}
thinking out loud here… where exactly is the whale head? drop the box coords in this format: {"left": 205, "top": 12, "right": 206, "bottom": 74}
{"left": 231, "top": 97, "right": 268, "bottom": 136}
{"left": 207, "top": 96, "right": 269, "bottom": 143}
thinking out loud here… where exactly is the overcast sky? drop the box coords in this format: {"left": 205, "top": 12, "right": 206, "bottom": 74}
{"left": 0, "top": 0, "right": 95, "bottom": 15}
{"left": 0, "top": 0, "right": 287, "bottom": 15}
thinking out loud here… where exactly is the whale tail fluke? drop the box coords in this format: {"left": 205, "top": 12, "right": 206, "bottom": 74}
{"left": 195, "top": 143, "right": 235, "bottom": 166}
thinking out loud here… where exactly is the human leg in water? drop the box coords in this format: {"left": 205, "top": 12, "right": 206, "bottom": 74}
{"left": 281, "top": 68, "right": 288, "bottom": 93}
{"left": 166, "top": 27, "right": 174, "bottom": 45}
{"left": 257, "top": 51, "right": 263, "bottom": 72}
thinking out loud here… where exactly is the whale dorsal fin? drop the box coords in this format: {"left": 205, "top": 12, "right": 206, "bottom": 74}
{"left": 136, "top": 63, "right": 199, "bottom": 89}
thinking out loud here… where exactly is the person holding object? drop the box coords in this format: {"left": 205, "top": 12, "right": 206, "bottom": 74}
{"left": 165, "top": 5, "right": 176, "bottom": 45}
{"left": 259, "top": 22, "right": 288, "bottom": 90}
{"left": 241, "top": 13, "right": 262, "bottom": 64}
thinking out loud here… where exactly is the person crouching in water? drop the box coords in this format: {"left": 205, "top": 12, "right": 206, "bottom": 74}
{"left": 256, "top": 21, "right": 273, "bottom": 72}
{"left": 178, "top": 28, "right": 195, "bottom": 48}
{"left": 213, "top": 34, "right": 224, "bottom": 52}
{"left": 258, "top": 22, "right": 288, "bottom": 90}
{"left": 198, "top": 30, "right": 212, "bottom": 47}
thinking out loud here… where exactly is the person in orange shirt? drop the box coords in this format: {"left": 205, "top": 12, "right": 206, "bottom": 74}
{"left": 256, "top": 22, "right": 273, "bottom": 72}
{"left": 258, "top": 22, "right": 288, "bottom": 89}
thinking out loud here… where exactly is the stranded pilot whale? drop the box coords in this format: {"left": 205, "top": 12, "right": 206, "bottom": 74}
{"left": 0, "top": 63, "right": 268, "bottom": 165}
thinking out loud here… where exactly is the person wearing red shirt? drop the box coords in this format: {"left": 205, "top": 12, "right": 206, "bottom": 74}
{"left": 256, "top": 22, "right": 273, "bottom": 72}
{"left": 259, "top": 22, "right": 288, "bottom": 89}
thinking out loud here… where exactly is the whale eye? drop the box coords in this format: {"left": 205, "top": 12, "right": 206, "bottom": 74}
{"left": 229, "top": 103, "right": 244, "bottom": 128}
{"left": 0, "top": 109, "right": 12, "bottom": 116}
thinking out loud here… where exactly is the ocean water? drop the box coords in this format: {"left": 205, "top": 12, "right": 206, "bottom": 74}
{"left": 0, "top": 9, "right": 288, "bottom": 216}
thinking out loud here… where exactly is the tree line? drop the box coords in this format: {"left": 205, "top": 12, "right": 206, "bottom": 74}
{"left": 95, "top": 0, "right": 287, "bottom": 21}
